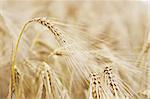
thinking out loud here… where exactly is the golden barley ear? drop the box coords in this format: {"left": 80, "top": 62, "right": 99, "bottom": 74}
{"left": 7, "top": 66, "right": 25, "bottom": 99}
{"left": 8, "top": 16, "right": 67, "bottom": 97}
{"left": 89, "top": 72, "right": 106, "bottom": 99}
{"left": 29, "top": 17, "right": 67, "bottom": 46}
{"left": 103, "top": 66, "right": 119, "bottom": 96}
{"left": 39, "top": 62, "right": 70, "bottom": 99}
{"left": 102, "top": 65, "right": 138, "bottom": 99}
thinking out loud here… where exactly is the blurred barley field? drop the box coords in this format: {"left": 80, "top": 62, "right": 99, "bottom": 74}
{"left": 0, "top": 0, "right": 150, "bottom": 99}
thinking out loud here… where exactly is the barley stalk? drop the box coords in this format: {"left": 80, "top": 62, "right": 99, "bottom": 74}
{"left": 9, "top": 17, "right": 65, "bottom": 97}
{"left": 10, "top": 17, "right": 91, "bottom": 92}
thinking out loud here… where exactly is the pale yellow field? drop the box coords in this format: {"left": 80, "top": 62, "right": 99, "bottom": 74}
{"left": 0, "top": 0, "right": 150, "bottom": 99}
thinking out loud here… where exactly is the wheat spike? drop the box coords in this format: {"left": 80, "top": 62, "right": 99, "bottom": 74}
{"left": 30, "top": 17, "right": 92, "bottom": 82}
{"left": 89, "top": 72, "right": 106, "bottom": 99}
{"left": 103, "top": 66, "right": 119, "bottom": 97}
{"left": 103, "top": 65, "right": 137, "bottom": 99}
{"left": 29, "top": 17, "right": 67, "bottom": 46}
{"left": 40, "top": 62, "right": 70, "bottom": 99}
{"left": 8, "top": 66, "right": 24, "bottom": 99}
